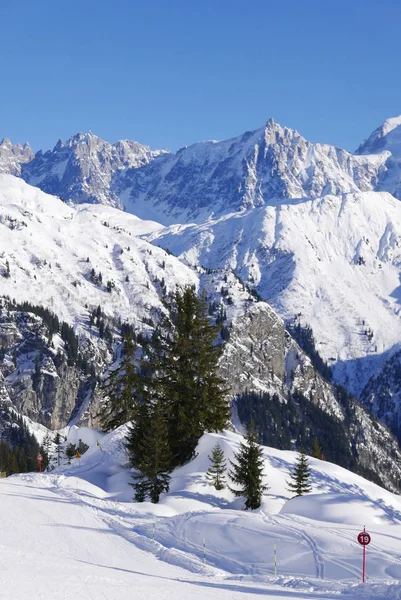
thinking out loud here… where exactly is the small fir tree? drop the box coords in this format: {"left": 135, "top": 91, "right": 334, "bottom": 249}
{"left": 287, "top": 449, "right": 312, "bottom": 497}
{"left": 40, "top": 432, "right": 52, "bottom": 471}
{"left": 229, "top": 420, "right": 268, "bottom": 510}
{"left": 65, "top": 443, "right": 76, "bottom": 464}
{"left": 54, "top": 433, "right": 63, "bottom": 467}
{"left": 311, "top": 438, "right": 322, "bottom": 460}
{"left": 206, "top": 442, "right": 227, "bottom": 490}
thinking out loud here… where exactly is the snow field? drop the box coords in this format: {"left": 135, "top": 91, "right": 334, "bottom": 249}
{"left": 3, "top": 427, "right": 400, "bottom": 598}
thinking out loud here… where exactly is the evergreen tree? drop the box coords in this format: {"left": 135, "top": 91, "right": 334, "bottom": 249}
{"left": 159, "top": 287, "right": 230, "bottom": 467}
{"left": 9, "top": 452, "right": 19, "bottom": 475}
{"left": 54, "top": 433, "right": 63, "bottom": 467}
{"left": 65, "top": 443, "right": 76, "bottom": 464}
{"left": 77, "top": 439, "right": 89, "bottom": 455}
{"left": 311, "top": 438, "right": 322, "bottom": 460}
{"left": 229, "top": 421, "right": 268, "bottom": 509}
{"left": 101, "top": 334, "right": 139, "bottom": 431}
{"left": 287, "top": 449, "right": 312, "bottom": 497}
{"left": 42, "top": 432, "right": 52, "bottom": 470}
{"left": 206, "top": 442, "right": 227, "bottom": 490}
{"left": 126, "top": 399, "right": 172, "bottom": 503}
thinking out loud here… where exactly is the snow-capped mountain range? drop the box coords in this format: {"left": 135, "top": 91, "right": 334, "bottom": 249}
{"left": 19, "top": 132, "right": 168, "bottom": 208}
{"left": 4, "top": 115, "right": 401, "bottom": 470}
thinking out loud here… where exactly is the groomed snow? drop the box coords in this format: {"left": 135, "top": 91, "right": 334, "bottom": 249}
{"left": 2, "top": 427, "right": 401, "bottom": 599}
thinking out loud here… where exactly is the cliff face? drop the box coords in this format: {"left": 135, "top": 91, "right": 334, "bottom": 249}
{"left": 220, "top": 302, "right": 401, "bottom": 493}
{"left": 0, "top": 304, "right": 109, "bottom": 429}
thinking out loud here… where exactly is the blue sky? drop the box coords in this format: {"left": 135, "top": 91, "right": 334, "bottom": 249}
{"left": 1, "top": 0, "right": 401, "bottom": 152}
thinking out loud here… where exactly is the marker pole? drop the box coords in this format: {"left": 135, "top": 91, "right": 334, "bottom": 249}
{"left": 274, "top": 543, "right": 277, "bottom": 576}
{"left": 203, "top": 537, "right": 206, "bottom": 565}
{"left": 357, "top": 525, "right": 371, "bottom": 583}
{"left": 152, "top": 520, "right": 155, "bottom": 542}
{"left": 362, "top": 527, "right": 366, "bottom": 583}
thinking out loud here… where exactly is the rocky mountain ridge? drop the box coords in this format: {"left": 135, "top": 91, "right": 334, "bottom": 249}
{"left": 0, "top": 138, "right": 34, "bottom": 176}
{"left": 19, "top": 132, "right": 168, "bottom": 208}
{"left": 1, "top": 116, "right": 398, "bottom": 221}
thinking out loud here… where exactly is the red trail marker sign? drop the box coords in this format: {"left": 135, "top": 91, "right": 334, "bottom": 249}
{"left": 357, "top": 527, "right": 371, "bottom": 583}
{"left": 37, "top": 454, "right": 43, "bottom": 474}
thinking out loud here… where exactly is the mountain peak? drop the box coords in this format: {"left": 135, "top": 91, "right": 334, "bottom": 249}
{"left": 63, "top": 131, "right": 101, "bottom": 149}
{"left": 22, "top": 131, "right": 166, "bottom": 207}
{"left": 0, "top": 138, "right": 34, "bottom": 176}
{"left": 356, "top": 115, "right": 401, "bottom": 156}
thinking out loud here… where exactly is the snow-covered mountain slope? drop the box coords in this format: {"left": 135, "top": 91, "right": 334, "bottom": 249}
{"left": 0, "top": 174, "right": 196, "bottom": 328}
{"left": 357, "top": 115, "right": 401, "bottom": 158}
{"left": 20, "top": 131, "right": 168, "bottom": 207}
{"left": 148, "top": 190, "right": 401, "bottom": 397}
{"left": 115, "top": 118, "right": 386, "bottom": 224}
{"left": 2, "top": 174, "right": 401, "bottom": 491}
{"left": 0, "top": 138, "right": 34, "bottom": 176}
{"left": 0, "top": 174, "right": 198, "bottom": 427}
{"left": 4, "top": 427, "right": 401, "bottom": 599}
{"left": 356, "top": 115, "right": 401, "bottom": 200}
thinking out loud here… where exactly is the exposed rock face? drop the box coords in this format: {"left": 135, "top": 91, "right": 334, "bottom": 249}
{"left": 21, "top": 132, "right": 168, "bottom": 207}
{"left": 360, "top": 348, "right": 401, "bottom": 441}
{"left": 0, "top": 139, "right": 34, "bottom": 176}
{"left": 219, "top": 302, "right": 287, "bottom": 396}
{"left": 118, "top": 119, "right": 387, "bottom": 224}
{"left": 0, "top": 305, "right": 109, "bottom": 429}
{"left": 220, "top": 301, "right": 401, "bottom": 493}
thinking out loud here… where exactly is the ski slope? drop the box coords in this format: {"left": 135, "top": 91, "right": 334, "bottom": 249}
{"left": 2, "top": 428, "right": 401, "bottom": 599}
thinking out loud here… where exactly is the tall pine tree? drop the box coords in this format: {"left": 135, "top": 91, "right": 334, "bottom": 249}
{"left": 229, "top": 421, "right": 268, "bottom": 510}
{"left": 101, "top": 334, "right": 139, "bottom": 431}
{"left": 287, "top": 449, "right": 312, "bottom": 497}
{"left": 159, "top": 287, "right": 230, "bottom": 467}
{"left": 122, "top": 285, "right": 230, "bottom": 502}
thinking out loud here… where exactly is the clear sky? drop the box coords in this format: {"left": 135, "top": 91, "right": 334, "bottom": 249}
{"left": 1, "top": 0, "right": 401, "bottom": 153}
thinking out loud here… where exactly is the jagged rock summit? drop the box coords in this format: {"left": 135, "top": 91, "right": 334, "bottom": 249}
{"left": 356, "top": 114, "right": 401, "bottom": 199}
{"left": 0, "top": 138, "right": 34, "bottom": 176}
{"left": 116, "top": 117, "right": 388, "bottom": 224}
{"left": 20, "top": 131, "right": 169, "bottom": 207}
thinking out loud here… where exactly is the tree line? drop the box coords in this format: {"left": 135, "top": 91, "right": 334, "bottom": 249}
{"left": 206, "top": 424, "right": 314, "bottom": 510}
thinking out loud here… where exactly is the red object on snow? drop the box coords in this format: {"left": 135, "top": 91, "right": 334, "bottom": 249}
{"left": 37, "top": 454, "right": 43, "bottom": 473}
{"left": 357, "top": 527, "right": 371, "bottom": 583}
